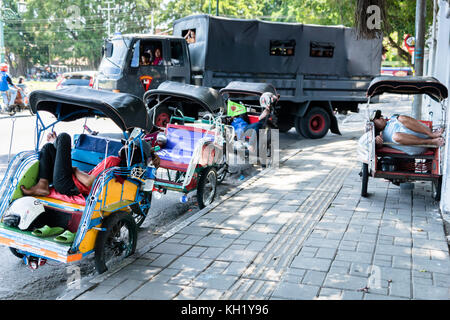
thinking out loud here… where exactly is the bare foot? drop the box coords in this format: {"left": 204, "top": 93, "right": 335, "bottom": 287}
{"left": 430, "top": 127, "right": 444, "bottom": 139}
{"left": 20, "top": 179, "right": 50, "bottom": 197}
{"left": 47, "top": 131, "right": 57, "bottom": 143}
{"left": 431, "top": 137, "right": 445, "bottom": 147}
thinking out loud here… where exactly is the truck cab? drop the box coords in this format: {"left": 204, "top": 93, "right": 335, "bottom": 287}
{"left": 96, "top": 34, "right": 191, "bottom": 98}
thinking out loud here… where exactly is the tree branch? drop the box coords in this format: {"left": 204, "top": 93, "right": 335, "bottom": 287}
{"left": 387, "top": 35, "right": 413, "bottom": 67}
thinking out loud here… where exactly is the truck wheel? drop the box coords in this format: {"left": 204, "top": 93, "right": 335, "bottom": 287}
{"left": 277, "top": 117, "right": 294, "bottom": 133}
{"left": 94, "top": 212, "right": 137, "bottom": 274}
{"left": 301, "top": 107, "right": 330, "bottom": 139}
{"left": 361, "top": 163, "right": 369, "bottom": 197}
{"left": 294, "top": 116, "right": 308, "bottom": 137}
{"left": 197, "top": 167, "right": 218, "bottom": 209}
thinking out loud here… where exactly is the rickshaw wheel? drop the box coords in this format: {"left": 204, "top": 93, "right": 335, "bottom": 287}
{"left": 9, "top": 247, "right": 24, "bottom": 259}
{"left": 259, "top": 127, "right": 272, "bottom": 168}
{"left": 432, "top": 177, "right": 442, "bottom": 201}
{"left": 217, "top": 164, "right": 228, "bottom": 184}
{"left": 361, "top": 163, "right": 369, "bottom": 197}
{"left": 153, "top": 105, "right": 171, "bottom": 129}
{"left": 197, "top": 167, "right": 218, "bottom": 209}
{"left": 94, "top": 212, "right": 137, "bottom": 274}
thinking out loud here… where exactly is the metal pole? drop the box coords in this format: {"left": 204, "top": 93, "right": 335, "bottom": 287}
{"left": 429, "top": 0, "right": 438, "bottom": 76}
{"left": 216, "top": 0, "right": 219, "bottom": 16}
{"left": 107, "top": 1, "right": 111, "bottom": 36}
{"left": 412, "top": 0, "right": 427, "bottom": 119}
{"left": 0, "top": 0, "right": 5, "bottom": 64}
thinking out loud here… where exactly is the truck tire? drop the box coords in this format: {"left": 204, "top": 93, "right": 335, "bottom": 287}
{"left": 294, "top": 116, "right": 308, "bottom": 137}
{"left": 300, "top": 107, "right": 330, "bottom": 139}
{"left": 277, "top": 117, "right": 294, "bottom": 133}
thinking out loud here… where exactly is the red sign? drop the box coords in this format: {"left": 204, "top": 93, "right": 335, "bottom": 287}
{"left": 404, "top": 34, "right": 415, "bottom": 55}
{"left": 140, "top": 76, "right": 153, "bottom": 91}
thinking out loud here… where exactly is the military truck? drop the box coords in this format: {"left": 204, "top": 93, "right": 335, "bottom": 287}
{"left": 96, "top": 14, "right": 382, "bottom": 139}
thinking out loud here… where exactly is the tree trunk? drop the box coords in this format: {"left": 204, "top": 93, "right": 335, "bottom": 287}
{"left": 15, "top": 56, "right": 29, "bottom": 77}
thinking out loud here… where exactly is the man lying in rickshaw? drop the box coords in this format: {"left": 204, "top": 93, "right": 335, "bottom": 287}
{"left": 371, "top": 110, "right": 445, "bottom": 155}
{"left": 228, "top": 92, "right": 277, "bottom": 139}
{"left": 20, "top": 131, "right": 159, "bottom": 198}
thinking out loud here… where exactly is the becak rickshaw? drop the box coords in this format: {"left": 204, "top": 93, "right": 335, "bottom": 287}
{"left": 358, "top": 76, "right": 448, "bottom": 200}
{"left": 0, "top": 87, "right": 157, "bottom": 273}
{"left": 219, "top": 81, "right": 280, "bottom": 167}
{"left": 144, "top": 81, "right": 233, "bottom": 209}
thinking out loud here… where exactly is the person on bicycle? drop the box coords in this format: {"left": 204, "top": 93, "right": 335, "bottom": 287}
{"left": 230, "top": 92, "right": 278, "bottom": 139}
{"left": 371, "top": 110, "right": 445, "bottom": 155}
{"left": 0, "top": 63, "right": 19, "bottom": 112}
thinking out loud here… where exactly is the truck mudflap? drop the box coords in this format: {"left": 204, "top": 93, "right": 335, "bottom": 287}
{"left": 330, "top": 113, "right": 341, "bottom": 135}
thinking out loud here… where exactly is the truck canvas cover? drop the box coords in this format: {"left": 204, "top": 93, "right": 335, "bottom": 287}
{"left": 173, "top": 14, "right": 382, "bottom": 77}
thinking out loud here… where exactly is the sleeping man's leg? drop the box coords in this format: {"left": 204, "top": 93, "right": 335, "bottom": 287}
{"left": 392, "top": 132, "right": 445, "bottom": 147}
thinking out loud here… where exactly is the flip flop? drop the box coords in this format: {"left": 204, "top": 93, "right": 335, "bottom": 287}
{"left": 54, "top": 230, "right": 76, "bottom": 244}
{"left": 32, "top": 225, "right": 64, "bottom": 237}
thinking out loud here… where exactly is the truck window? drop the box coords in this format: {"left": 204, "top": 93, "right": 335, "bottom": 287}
{"left": 270, "top": 40, "right": 295, "bottom": 56}
{"left": 310, "top": 42, "right": 334, "bottom": 58}
{"left": 130, "top": 40, "right": 140, "bottom": 68}
{"left": 140, "top": 40, "right": 164, "bottom": 66}
{"left": 182, "top": 29, "right": 196, "bottom": 44}
{"left": 170, "top": 41, "right": 184, "bottom": 66}
{"left": 98, "top": 38, "right": 130, "bottom": 75}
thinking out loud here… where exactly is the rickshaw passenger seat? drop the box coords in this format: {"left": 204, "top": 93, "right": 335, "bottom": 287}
{"left": 247, "top": 115, "right": 259, "bottom": 124}
{"left": 377, "top": 146, "right": 434, "bottom": 156}
{"left": 71, "top": 134, "right": 123, "bottom": 172}
{"left": 156, "top": 124, "right": 215, "bottom": 171}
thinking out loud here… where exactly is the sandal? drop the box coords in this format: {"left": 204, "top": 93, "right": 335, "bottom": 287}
{"left": 32, "top": 225, "right": 64, "bottom": 237}
{"left": 54, "top": 230, "right": 76, "bottom": 244}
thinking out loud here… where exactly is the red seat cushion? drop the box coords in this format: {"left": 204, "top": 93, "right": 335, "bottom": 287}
{"left": 377, "top": 146, "right": 434, "bottom": 156}
{"left": 158, "top": 159, "right": 189, "bottom": 171}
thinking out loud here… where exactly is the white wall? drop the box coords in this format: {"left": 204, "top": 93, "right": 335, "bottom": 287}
{"left": 433, "top": 0, "right": 450, "bottom": 215}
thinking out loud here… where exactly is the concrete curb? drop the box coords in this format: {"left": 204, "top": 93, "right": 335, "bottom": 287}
{"left": 58, "top": 139, "right": 307, "bottom": 300}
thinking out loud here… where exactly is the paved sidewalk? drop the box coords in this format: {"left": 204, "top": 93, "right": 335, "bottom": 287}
{"left": 67, "top": 130, "right": 450, "bottom": 300}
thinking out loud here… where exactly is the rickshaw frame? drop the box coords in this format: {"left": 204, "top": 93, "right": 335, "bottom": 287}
{"left": 358, "top": 76, "right": 448, "bottom": 200}
{"left": 0, "top": 87, "right": 155, "bottom": 272}
{"left": 144, "top": 82, "right": 232, "bottom": 209}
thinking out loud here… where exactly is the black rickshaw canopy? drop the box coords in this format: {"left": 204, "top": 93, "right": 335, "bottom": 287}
{"left": 143, "top": 81, "right": 224, "bottom": 113}
{"left": 219, "top": 81, "right": 278, "bottom": 98}
{"left": 29, "top": 87, "right": 152, "bottom": 132}
{"left": 367, "top": 76, "right": 448, "bottom": 102}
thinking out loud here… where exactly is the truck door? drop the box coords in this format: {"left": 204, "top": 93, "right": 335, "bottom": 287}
{"left": 129, "top": 38, "right": 168, "bottom": 98}
{"left": 166, "top": 39, "right": 190, "bottom": 84}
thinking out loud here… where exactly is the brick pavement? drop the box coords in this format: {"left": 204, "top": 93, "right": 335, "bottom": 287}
{"left": 68, "top": 133, "right": 450, "bottom": 300}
